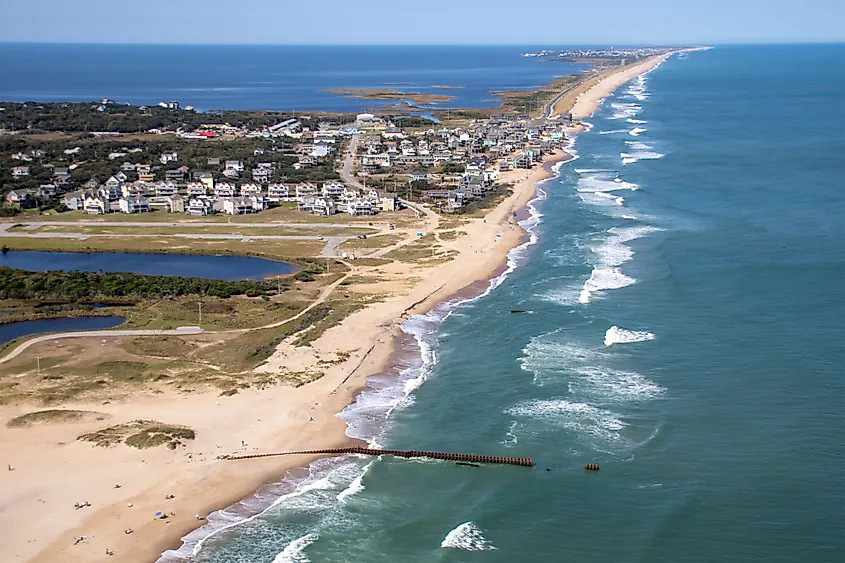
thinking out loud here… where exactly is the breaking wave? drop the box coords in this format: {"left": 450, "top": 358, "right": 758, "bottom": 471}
{"left": 272, "top": 534, "right": 319, "bottom": 563}
{"left": 441, "top": 522, "right": 497, "bottom": 551}
{"left": 604, "top": 326, "right": 656, "bottom": 347}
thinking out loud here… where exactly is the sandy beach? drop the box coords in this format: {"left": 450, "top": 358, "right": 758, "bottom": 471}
{"left": 0, "top": 55, "right": 671, "bottom": 563}
{"left": 551, "top": 53, "right": 674, "bottom": 121}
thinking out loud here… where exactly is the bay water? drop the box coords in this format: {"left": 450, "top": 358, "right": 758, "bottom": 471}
{"left": 161, "top": 45, "right": 844, "bottom": 562}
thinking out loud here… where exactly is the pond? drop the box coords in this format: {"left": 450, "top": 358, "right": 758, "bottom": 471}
{"left": 0, "top": 251, "right": 296, "bottom": 280}
{"left": 0, "top": 316, "right": 125, "bottom": 347}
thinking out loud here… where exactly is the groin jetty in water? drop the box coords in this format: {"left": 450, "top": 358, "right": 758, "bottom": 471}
{"left": 224, "top": 446, "right": 534, "bottom": 467}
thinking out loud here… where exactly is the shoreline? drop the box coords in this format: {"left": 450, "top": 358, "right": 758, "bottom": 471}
{"left": 0, "top": 53, "right": 672, "bottom": 563}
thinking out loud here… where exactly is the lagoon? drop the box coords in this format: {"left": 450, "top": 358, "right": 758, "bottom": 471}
{"left": 0, "top": 316, "right": 125, "bottom": 347}
{"left": 0, "top": 251, "right": 296, "bottom": 280}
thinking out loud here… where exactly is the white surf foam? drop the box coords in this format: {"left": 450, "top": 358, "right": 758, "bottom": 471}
{"left": 610, "top": 102, "right": 642, "bottom": 120}
{"left": 441, "top": 522, "right": 497, "bottom": 551}
{"left": 626, "top": 118, "right": 647, "bottom": 124}
{"left": 506, "top": 399, "right": 628, "bottom": 444}
{"left": 576, "top": 174, "right": 639, "bottom": 194}
{"left": 604, "top": 326, "right": 656, "bottom": 347}
{"left": 336, "top": 459, "right": 373, "bottom": 502}
{"left": 273, "top": 533, "right": 319, "bottom": 563}
{"left": 569, "top": 366, "right": 665, "bottom": 402}
{"left": 501, "top": 420, "right": 519, "bottom": 447}
{"left": 621, "top": 150, "right": 665, "bottom": 165}
{"left": 629, "top": 127, "right": 647, "bottom": 137}
{"left": 580, "top": 268, "right": 636, "bottom": 303}
{"left": 598, "top": 128, "right": 629, "bottom": 135}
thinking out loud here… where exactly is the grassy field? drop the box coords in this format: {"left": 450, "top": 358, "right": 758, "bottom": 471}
{"left": 10, "top": 224, "right": 378, "bottom": 237}
{"left": 3, "top": 206, "right": 419, "bottom": 225}
{"left": 336, "top": 233, "right": 405, "bottom": 252}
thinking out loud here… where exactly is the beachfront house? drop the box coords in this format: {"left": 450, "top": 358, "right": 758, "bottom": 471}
{"left": 267, "top": 183, "right": 291, "bottom": 202}
{"left": 298, "top": 196, "right": 336, "bottom": 216}
{"left": 223, "top": 196, "right": 258, "bottom": 215}
{"left": 186, "top": 182, "right": 207, "bottom": 196}
{"left": 62, "top": 190, "right": 86, "bottom": 211}
{"left": 165, "top": 195, "right": 185, "bottom": 214}
{"left": 321, "top": 181, "right": 345, "bottom": 198}
{"left": 83, "top": 193, "right": 111, "bottom": 215}
{"left": 239, "top": 183, "right": 263, "bottom": 196}
{"left": 214, "top": 183, "right": 235, "bottom": 198}
{"left": 118, "top": 195, "right": 150, "bottom": 214}
{"left": 345, "top": 198, "right": 375, "bottom": 217}
{"left": 5, "top": 189, "right": 35, "bottom": 207}
{"left": 295, "top": 183, "right": 319, "bottom": 201}
{"left": 187, "top": 198, "right": 212, "bottom": 216}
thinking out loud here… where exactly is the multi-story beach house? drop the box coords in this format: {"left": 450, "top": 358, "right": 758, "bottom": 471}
{"left": 214, "top": 183, "right": 235, "bottom": 198}
{"left": 187, "top": 198, "right": 212, "bottom": 216}
{"left": 321, "top": 181, "right": 345, "bottom": 198}
{"left": 295, "top": 183, "right": 319, "bottom": 201}
{"left": 119, "top": 195, "right": 150, "bottom": 214}
{"left": 267, "top": 183, "right": 291, "bottom": 202}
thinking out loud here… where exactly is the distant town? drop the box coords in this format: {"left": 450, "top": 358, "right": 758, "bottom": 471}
{"left": 522, "top": 47, "right": 674, "bottom": 60}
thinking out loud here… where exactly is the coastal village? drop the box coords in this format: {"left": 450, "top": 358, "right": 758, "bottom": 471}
{"left": 2, "top": 103, "right": 573, "bottom": 220}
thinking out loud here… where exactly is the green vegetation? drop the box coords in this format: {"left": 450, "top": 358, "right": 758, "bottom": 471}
{"left": 0, "top": 267, "right": 288, "bottom": 300}
{"left": 390, "top": 116, "right": 437, "bottom": 128}
{"left": 0, "top": 101, "right": 294, "bottom": 133}
{"left": 7, "top": 409, "right": 106, "bottom": 428}
{"left": 78, "top": 419, "right": 195, "bottom": 450}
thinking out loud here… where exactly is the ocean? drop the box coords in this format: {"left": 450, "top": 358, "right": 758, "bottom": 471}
{"left": 0, "top": 44, "right": 585, "bottom": 113}
{"left": 155, "top": 44, "right": 842, "bottom": 561}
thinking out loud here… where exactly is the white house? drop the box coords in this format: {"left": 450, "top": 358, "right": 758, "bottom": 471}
{"left": 186, "top": 182, "right": 207, "bottom": 196}
{"left": 187, "top": 198, "right": 212, "bottom": 216}
{"left": 298, "top": 196, "right": 336, "bottom": 216}
{"left": 239, "top": 183, "right": 262, "bottom": 196}
{"left": 346, "top": 198, "right": 375, "bottom": 217}
{"left": 11, "top": 166, "right": 30, "bottom": 178}
{"left": 267, "top": 183, "right": 291, "bottom": 202}
{"left": 159, "top": 152, "right": 178, "bottom": 164}
{"left": 154, "top": 181, "right": 179, "bottom": 197}
{"left": 295, "top": 183, "right": 319, "bottom": 201}
{"left": 83, "top": 194, "right": 111, "bottom": 215}
{"left": 119, "top": 195, "right": 150, "bottom": 214}
{"left": 223, "top": 197, "right": 254, "bottom": 215}
{"left": 62, "top": 190, "right": 86, "bottom": 211}
{"left": 214, "top": 182, "right": 235, "bottom": 198}
{"left": 321, "top": 181, "right": 345, "bottom": 198}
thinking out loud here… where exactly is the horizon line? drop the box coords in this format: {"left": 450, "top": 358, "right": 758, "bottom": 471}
{"left": 0, "top": 40, "right": 842, "bottom": 47}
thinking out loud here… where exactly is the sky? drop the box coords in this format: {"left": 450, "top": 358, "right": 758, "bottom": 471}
{"left": 0, "top": 0, "right": 842, "bottom": 44}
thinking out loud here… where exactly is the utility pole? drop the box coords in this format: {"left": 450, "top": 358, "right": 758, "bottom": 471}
{"left": 198, "top": 301, "right": 202, "bottom": 325}
{"left": 37, "top": 357, "right": 41, "bottom": 375}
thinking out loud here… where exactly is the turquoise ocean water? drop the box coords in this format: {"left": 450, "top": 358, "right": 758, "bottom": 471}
{"left": 161, "top": 45, "right": 844, "bottom": 562}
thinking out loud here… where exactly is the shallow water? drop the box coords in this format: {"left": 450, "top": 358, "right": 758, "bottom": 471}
{"left": 0, "top": 251, "right": 295, "bottom": 280}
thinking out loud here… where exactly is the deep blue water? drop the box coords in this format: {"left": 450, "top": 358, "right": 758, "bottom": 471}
{"left": 150, "top": 44, "right": 844, "bottom": 562}
{"left": 0, "top": 251, "right": 295, "bottom": 280}
{"left": 0, "top": 316, "right": 125, "bottom": 346}
{"left": 0, "top": 44, "right": 585, "bottom": 112}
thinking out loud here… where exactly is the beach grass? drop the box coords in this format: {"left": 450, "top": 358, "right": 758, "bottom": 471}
{"left": 78, "top": 419, "right": 195, "bottom": 449}
{"left": 6, "top": 408, "right": 108, "bottom": 428}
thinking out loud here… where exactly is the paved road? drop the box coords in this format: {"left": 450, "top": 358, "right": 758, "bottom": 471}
{"left": 0, "top": 326, "right": 204, "bottom": 364}
{"left": 341, "top": 133, "right": 366, "bottom": 190}
{"left": 543, "top": 84, "right": 578, "bottom": 119}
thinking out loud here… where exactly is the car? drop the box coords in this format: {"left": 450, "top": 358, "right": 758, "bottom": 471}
{"left": 357, "top": 234, "right": 367, "bottom": 239}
